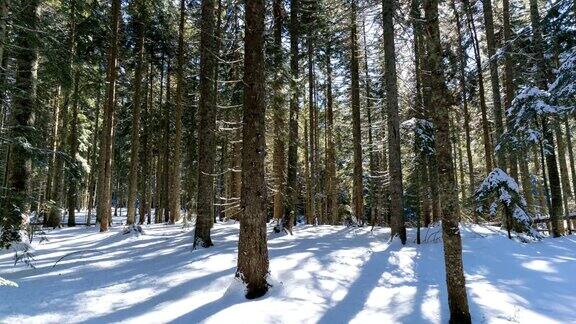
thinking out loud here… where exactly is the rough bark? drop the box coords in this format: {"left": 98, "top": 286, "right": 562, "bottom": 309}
{"left": 194, "top": 0, "right": 218, "bottom": 247}
{"left": 481, "top": 0, "right": 506, "bottom": 170}
{"left": 350, "top": 0, "right": 364, "bottom": 224}
{"left": 127, "top": 2, "right": 145, "bottom": 225}
{"left": 272, "top": 0, "right": 286, "bottom": 223}
{"left": 284, "top": 0, "right": 300, "bottom": 232}
{"left": 463, "top": 0, "right": 493, "bottom": 174}
{"left": 236, "top": 0, "right": 269, "bottom": 299}
{"left": 170, "top": 0, "right": 186, "bottom": 224}
{"left": 424, "top": 0, "right": 472, "bottom": 321}
{"left": 382, "top": 0, "right": 406, "bottom": 242}
{"left": 325, "top": 44, "right": 338, "bottom": 225}
{"left": 96, "top": 0, "right": 121, "bottom": 232}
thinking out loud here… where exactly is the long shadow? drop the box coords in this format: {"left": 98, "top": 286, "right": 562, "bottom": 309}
{"left": 316, "top": 242, "right": 395, "bottom": 323}
{"left": 82, "top": 267, "right": 236, "bottom": 324}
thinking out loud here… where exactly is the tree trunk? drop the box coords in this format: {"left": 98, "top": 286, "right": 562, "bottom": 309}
{"left": 481, "top": 0, "right": 506, "bottom": 170}
{"left": 463, "top": 0, "right": 493, "bottom": 174}
{"left": 424, "top": 0, "right": 471, "bottom": 321}
{"left": 0, "top": 0, "right": 38, "bottom": 247}
{"left": 382, "top": 0, "right": 406, "bottom": 242}
{"left": 272, "top": 0, "right": 286, "bottom": 223}
{"left": 67, "top": 69, "right": 80, "bottom": 227}
{"left": 194, "top": 0, "right": 218, "bottom": 248}
{"left": 169, "top": 0, "right": 186, "bottom": 224}
{"left": 350, "top": 0, "right": 364, "bottom": 225}
{"left": 529, "top": 0, "right": 565, "bottom": 236}
{"left": 237, "top": 0, "right": 269, "bottom": 299}
{"left": 97, "top": 0, "right": 121, "bottom": 232}
{"left": 87, "top": 85, "right": 102, "bottom": 226}
{"left": 325, "top": 44, "right": 337, "bottom": 225}
{"left": 127, "top": 2, "right": 145, "bottom": 225}
{"left": 284, "top": 0, "right": 300, "bottom": 232}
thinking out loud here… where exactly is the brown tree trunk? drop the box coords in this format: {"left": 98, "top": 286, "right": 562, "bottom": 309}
{"left": 284, "top": 0, "right": 300, "bottom": 232}
{"left": 237, "top": 0, "right": 269, "bottom": 299}
{"left": 127, "top": 2, "right": 145, "bottom": 225}
{"left": 382, "top": 0, "right": 406, "bottom": 242}
{"left": 463, "top": 0, "right": 493, "bottom": 174}
{"left": 272, "top": 0, "right": 286, "bottom": 223}
{"left": 170, "top": 0, "right": 186, "bottom": 224}
{"left": 67, "top": 69, "right": 80, "bottom": 227}
{"left": 325, "top": 44, "right": 338, "bottom": 225}
{"left": 424, "top": 0, "right": 471, "bottom": 321}
{"left": 97, "top": 0, "right": 121, "bottom": 232}
{"left": 481, "top": 0, "right": 506, "bottom": 170}
{"left": 350, "top": 0, "right": 364, "bottom": 225}
{"left": 529, "top": 0, "right": 565, "bottom": 236}
{"left": 194, "top": 0, "right": 218, "bottom": 247}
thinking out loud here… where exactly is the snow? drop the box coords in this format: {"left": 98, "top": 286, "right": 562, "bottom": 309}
{"left": 1, "top": 217, "right": 576, "bottom": 323}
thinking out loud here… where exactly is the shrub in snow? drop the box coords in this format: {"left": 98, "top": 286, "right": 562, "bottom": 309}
{"left": 475, "top": 168, "right": 538, "bottom": 238}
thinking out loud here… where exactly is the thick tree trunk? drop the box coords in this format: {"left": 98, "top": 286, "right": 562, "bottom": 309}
{"left": 0, "top": 0, "right": 38, "bottom": 247}
{"left": 382, "top": 0, "right": 406, "bottom": 242}
{"left": 424, "top": 0, "right": 471, "bottom": 321}
{"left": 96, "top": 0, "right": 121, "bottom": 232}
{"left": 237, "top": 0, "right": 269, "bottom": 299}
{"left": 194, "top": 0, "right": 218, "bottom": 248}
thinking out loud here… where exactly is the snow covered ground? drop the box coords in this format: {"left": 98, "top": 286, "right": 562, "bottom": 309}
{"left": 1, "top": 216, "right": 576, "bottom": 323}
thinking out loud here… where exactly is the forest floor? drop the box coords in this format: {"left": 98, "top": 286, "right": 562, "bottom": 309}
{"left": 1, "top": 213, "right": 576, "bottom": 323}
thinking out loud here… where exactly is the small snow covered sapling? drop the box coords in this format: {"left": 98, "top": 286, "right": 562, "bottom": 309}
{"left": 475, "top": 168, "right": 538, "bottom": 239}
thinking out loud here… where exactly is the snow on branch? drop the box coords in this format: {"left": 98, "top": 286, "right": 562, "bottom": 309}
{"left": 475, "top": 168, "right": 535, "bottom": 236}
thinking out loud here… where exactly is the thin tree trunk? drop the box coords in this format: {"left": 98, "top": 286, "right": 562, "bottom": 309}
{"left": 350, "top": 0, "right": 364, "bottom": 225}
{"left": 97, "top": 0, "right": 121, "bottom": 232}
{"left": 272, "top": 0, "right": 286, "bottom": 223}
{"left": 169, "top": 0, "right": 186, "bottom": 224}
{"left": 325, "top": 43, "right": 338, "bottom": 225}
{"left": 127, "top": 2, "right": 145, "bottom": 225}
{"left": 463, "top": 0, "right": 493, "bottom": 174}
{"left": 67, "top": 68, "right": 80, "bottom": 227}
{"left": 481, "top": 0, "right": 506, "bottom": 170}
{"left": 284, "top": 0, "right": 300, "bottom": 233}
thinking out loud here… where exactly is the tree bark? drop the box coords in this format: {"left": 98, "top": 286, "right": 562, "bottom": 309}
{"left": 350, "top": 0, "right": 364, "bottom": 225}
{"left": 284, "top": 0, "right": 300, "bottom": 232}
{"left": 481, "top": 0, "right": 506, "bottom": 170}
{"left": 237, "top": 0, "right": 269, "bottom": 299}
{"left": 382, "top": 0, "right": 406, "bottom": 242}
{"left": 272, "top": 0, "right": 286, "bottom": 223}
{"left": 97, "top": 0, "right": 121, "bottom": 232}
{"left": 194, "top": 0, "right": 218, "bottom": 247}
{"left": 424, "top": 0, "right": 471, "bottom": 321}
{"left": 127, "top": 1, "right": 145, "bottom": 225}
{"left": 170, "top": 0, "right": 186, "bottom": 224}
{"left": 325, "top": 44, "right": 338, "bottom": 225}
